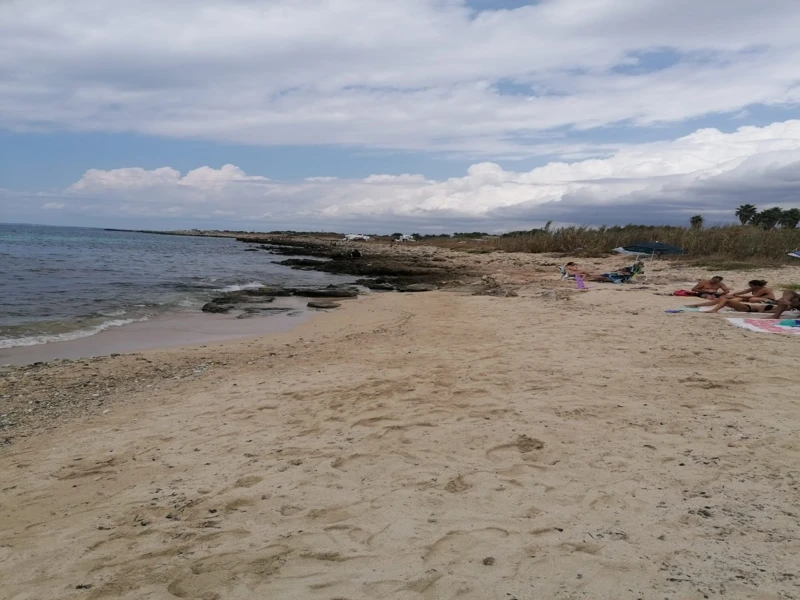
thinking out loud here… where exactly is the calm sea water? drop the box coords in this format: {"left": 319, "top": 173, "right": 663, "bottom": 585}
{"left": 0, "top": 224, "right": 351, "bottom": 348}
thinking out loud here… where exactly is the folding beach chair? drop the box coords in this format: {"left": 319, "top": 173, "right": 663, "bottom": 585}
{"left": 558, "top": 266, "right": 575, "bottom": 280}
{"left": 627, "top": 261, "right": 646, "bottom": 282}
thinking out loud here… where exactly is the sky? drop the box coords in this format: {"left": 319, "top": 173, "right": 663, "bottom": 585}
{"left": 1, "top": 0, "right": 800, "bottom": 233}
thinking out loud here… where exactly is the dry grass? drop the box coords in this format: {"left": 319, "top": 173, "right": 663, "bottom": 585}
{"left": 475, "top": 225, "right": 800, "bottom": 262}
{"left": 688, "top": 259, "right": 783, "bottom": 271}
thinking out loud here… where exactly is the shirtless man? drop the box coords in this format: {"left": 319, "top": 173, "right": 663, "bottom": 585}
{"left": 692, "top": 276, "right": 729, "bottom": 299}
{"left": 770, "top": 290, "right": 800, "bottom": 319}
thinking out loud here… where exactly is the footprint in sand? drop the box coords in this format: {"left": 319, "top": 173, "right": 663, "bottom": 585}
{"left": 224, "top": 498, "right": 256, "bottom": 514}
{"left": 444, "top": 475, "right": 472, "bottom": 493}
{"left": 279, "top": 504, "right": 304, "bottom": 516}
{"left": 166, "top": 546, "right": 289, "bottom": 598}
{"left": 486, "top": 435, "right": 545, "bottom": 461}
{"left": 423, "top": 527, "right": 510, "bottom": 564}
{"left": 234, "top": 476, "right": 262, "bottom": 488}
{"left": 54, "top": 457, "right": 119, "bottom": 480}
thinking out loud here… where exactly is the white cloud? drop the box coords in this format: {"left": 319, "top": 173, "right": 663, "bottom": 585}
{"left": 1, "top": 0, "right": 799, "bottom": 155}
{"left": 33, "top": 120, "right": 800, "bottom": 230}
{"left": 67, "top": 164, "right": 267, "bottom": 193}
{"left": 42, "top": 202, "right": 65, "bottom": 210}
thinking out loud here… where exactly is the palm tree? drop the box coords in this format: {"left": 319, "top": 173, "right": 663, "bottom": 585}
{"left": 689, "top": 215, "right": 704, "bottom": 229}
{"left": 753, "top": 207, "right": 784, "bottom": 230}
{"left": 735, "top": 204, "right": 758, "bottom": 225}
{"left": 779, "top": 208, "right": 800, "bottom": 229}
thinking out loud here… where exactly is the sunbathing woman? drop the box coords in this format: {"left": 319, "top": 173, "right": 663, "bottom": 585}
{"left": 708, "top": 297, "right": 778, "bottom": 314}
{"left": 565, "top": 262, "right": 592, "bottom": 278}
{"left": 689, "top": 280, "right": 774, "bottom": 308}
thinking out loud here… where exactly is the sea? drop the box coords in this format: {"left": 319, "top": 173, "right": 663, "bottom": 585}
{"left": 0, "top": 224, "right": 352, "bottom": 350}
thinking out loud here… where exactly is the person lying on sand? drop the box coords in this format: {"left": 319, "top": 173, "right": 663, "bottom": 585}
{"left": 770, "top": 290, "right": 800, "bottom": 319}
{"left": 708, "top": 298, "right": 777, "bottom": 314}
{"left": 564, "top": 262, "right": 592, "bottom": 278}
{"left": 689, "top": 280, "right": 774, "bottom": 307}
{"left": 692, "top": 276, "right": 729, "bottom": 299}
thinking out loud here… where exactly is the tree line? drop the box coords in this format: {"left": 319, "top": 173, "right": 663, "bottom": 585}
{"left": 690, "top": 205, "right": 800, "bottom": 229}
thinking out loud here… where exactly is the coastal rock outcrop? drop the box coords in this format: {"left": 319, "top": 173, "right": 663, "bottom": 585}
{"left": 202, "top": 303, "right": 234, "bottom": 314}
{"left": 356, "top": 279, "right": 396, "bottom": 291}
{"left": 307, "top": 301, "right": 342, "bottom": 309}
{"left": 397, "top": 283, "right": 439, "bottom": 293}
{"left": 236, "top": 306, "right": 294, "bottom": 318}
{"left": 278, "top": 259, "right": 330, "bottom": 269}
{"left": 292, "top": 286, "right": 359, "bottom": 298}
{"left": 232, "top": 236, "right": 476, "bottom": 291}
{"left": 210, "top": 292, "right": 275, "bottom": 304}
{"left": 249, "top": 286, "right": 293, "bottom": 297}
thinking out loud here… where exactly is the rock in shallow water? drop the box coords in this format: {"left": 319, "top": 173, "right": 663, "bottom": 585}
{"left": 211, "top": 292, "right": 276, "bottom": 304}
{"left": 202, "top": 303, "right": 234, "bottom": 314}
{"left": 293, "top": 286, "right": 359, "bottom": 298}
{"left": 307, "top": 301, "right": 342, "bottom": 309}
{"left": 361, "top": 281, "right": 396, "bottom": 291}
{"left": 278, "top": 258, "right": 330, "bottom": 269}
{"left": 397, "top": 283, "right": 439, "bottom": 293}
{"left": 236, "top": 306, "right": 293, "bottom": 318}
{"left": 247, "top": 286, "right": 293, "bottom": 297}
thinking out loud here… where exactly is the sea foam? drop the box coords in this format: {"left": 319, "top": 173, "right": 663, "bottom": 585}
{"left": 218, "top": 281, "right": 264, "bottom": 293}
{"left": 0, "top": 317, "right": 149, "bottom": 349}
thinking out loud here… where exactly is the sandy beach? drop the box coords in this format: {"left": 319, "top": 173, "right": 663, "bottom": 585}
{"left": 2, "top": 247, "right": 799, "bottom": 600}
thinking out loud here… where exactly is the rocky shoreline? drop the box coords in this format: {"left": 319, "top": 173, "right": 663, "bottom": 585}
{"left": 196, "top": 235, "right": 476, "bottom": 316}
{"left": 236, "top": 235, "right": 474, "bottom": 288}
{"left": 0, "top": 238, "right": 476, "bottom": 444}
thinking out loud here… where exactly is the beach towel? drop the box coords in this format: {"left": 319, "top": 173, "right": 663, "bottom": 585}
{"left": 601, "top": 272, "right": 630, "bottom": 284}
{"left": 664, "top": 306, "right": 716, "bottom": 313}
{"left": 727, "top": 318, "right": 800, "bottom": 335}
{"left": 672, "top": 289, "right": 697, "bottom": 296}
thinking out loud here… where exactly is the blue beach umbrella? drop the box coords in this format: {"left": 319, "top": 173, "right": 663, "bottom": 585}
{"left": 615, "top": 242, "right": 686, "bottom": 256}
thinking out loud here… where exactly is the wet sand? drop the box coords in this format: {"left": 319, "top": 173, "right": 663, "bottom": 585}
{"left": 0, "top": 297, "right": 327, "bottom": 366}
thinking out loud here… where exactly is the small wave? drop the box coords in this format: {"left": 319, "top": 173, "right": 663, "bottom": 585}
{"left": 218, "top": 281, "right": 264, "bottom": 292}
{"left": 0, "top": 317, "right": 149, "bottom": 349}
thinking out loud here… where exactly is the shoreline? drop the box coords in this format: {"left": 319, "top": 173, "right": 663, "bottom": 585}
{"left": 0, "top": 296, "right": 324, "bottom": 366}
{"left": 0, "top": 234, "right": 476, "bottom": 366}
